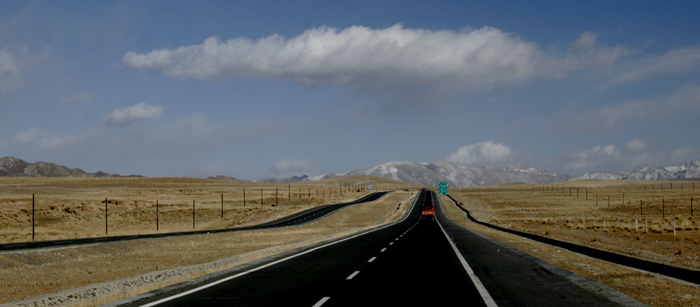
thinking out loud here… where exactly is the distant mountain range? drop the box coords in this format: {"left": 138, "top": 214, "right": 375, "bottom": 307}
{"left": 268, "top": 160, "right": 700, "bottom": 187}
{"left": 0, "top": 156, "right": 139, "bottom": 178}
{"left": 3, "top": 156, "right": 699, "bottom": 186}
{"left": 573, "top": 160, "right": 700, "bottom": 181}
{"left": 299, "top": 161, "right": 571, "bottom": 187}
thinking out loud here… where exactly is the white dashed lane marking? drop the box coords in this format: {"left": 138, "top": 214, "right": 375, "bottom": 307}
{"left": 346, "top": 271, "right": 360, "bottom": 280}
{"left": 313, "top": 296, "right": 331, "bottom": 307}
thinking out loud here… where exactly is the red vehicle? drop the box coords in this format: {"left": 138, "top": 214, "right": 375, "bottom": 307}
{"left": 422, "top": 205, "right": 435, "bottom": 219}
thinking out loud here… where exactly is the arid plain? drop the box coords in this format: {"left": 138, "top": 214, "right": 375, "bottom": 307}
{"left": 1, "top": 177, "right": 699, "bottom": 306}
{"left": 446, "top": 179, "right": 700, "bottom": 307}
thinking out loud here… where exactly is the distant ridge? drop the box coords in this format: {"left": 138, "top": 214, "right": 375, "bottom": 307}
{"left": 274, "top": 160, "right": 700, "bottom": 187}
{"left": 261, "top": 174, "right": 309, "bottom": 184}
{"left": 574, "top": 160, "right": 700, "bottom": 180}
{"left": 0, "top": 156, "right": 140, "bottom": 178}
{"left": 308, "top": 161, "right": 571, "bottom": 187}
{"left": 207, "top": 175, "right": 239, "bottom": 181}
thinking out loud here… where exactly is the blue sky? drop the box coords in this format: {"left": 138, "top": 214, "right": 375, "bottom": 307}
{"left": 1, "top": 0, "right": 699, "bottom": 180}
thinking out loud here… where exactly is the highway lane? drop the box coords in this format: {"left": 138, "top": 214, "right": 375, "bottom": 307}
{"left": 0, "top": 192, "right": 387, "bottom": 253}
{"left": 433, "top": 192, "right": 636, "bottom": 306}
{"left": 113, "top": 190, "right": 638, "bottom": 306}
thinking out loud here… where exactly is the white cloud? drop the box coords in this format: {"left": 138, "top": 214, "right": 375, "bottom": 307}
{"left": 0, "top": 49, "right": 23, "bottom": 94}
{"left": 122, "top": 24, "right": 539, "bottom": 88}
{"left": 104, "top": 103, "right": 164, "bottom": 126}
{"left": 446, "top": 141, "right": 514, "bottom": 165}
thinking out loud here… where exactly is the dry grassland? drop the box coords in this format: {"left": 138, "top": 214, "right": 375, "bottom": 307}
{"left": 0, "top": 176, "right": 412, "bottom": 243}
{"left": 445, "top": 179, "right": 700, "bottom": 307}
{"left": 0, "top": 176, "right": 416, "bottom": 305}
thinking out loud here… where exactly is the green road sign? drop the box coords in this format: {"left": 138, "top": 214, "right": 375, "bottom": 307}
{"left": 438, "top": 182, "right": 448, "bottom": 194}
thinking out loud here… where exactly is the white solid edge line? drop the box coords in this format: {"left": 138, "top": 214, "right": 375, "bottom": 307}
{"left": 313, "top": 296, "right": 331, "bottom": 307}
{"left": 137, "top": 191, "right": 421, "bottom": 306}
{"left": 435, "top": 199, "right": 498, "bottom": 307}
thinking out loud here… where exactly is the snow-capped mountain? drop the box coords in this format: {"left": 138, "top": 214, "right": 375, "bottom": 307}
{"left": 575, "top": 160, "right": 700, "bottom": 180}
{"left": 311, "top": 161, "right": 570, "bottom": 187}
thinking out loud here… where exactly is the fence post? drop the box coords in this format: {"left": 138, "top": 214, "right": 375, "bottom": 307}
{"left": 32, "top": 194, "right": 35, "bottom": 240}
{"left": 156, "top": 200, "right": 159, "bottom": 231}
{"left": 105, "top": 198, "right": 108, "bottom": 235}
{"left": 192, "top": 200, "right": 195, "bottom": 229}
{"left": 221, "top": 194, "right": 224, "bottom": 218}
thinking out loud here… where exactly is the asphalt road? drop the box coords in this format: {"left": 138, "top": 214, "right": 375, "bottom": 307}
{"left": 112, "top": 190, "right": 640, "bottom": 307}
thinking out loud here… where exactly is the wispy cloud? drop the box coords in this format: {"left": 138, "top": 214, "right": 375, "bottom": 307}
{"left": 564, "top": 145, "right": 620, "bottom": 170}
{"left": 103, "top": 103, "right": 164, "bottom": 127}
{"left": 541, "top": 31, "right": 633, "bottom": 79}
{"left": 559, "top": 138, "right": 695, "bottom": 173}
{"left": 60, "top": 92, "right": 94, "bottom": 102}
{"left": 605, "top": 47, "right": 700, "bottom": 87}
{"left": 9, "top": 127, "right": 97, "bottom": 149}
{"left": 0, "top": 49, "right": 23, "bottom": 94}
{"left": 570, "top": 83, "right": 700, "bottom": 131}
{"left": 571, "top": 31, "right": 599, "bottom": 51}
{"left": 266, "top": 159, "right": 317, "bottom": 178}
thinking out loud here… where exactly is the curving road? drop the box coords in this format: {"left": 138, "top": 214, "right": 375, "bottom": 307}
{"left": 109, "top": 190, "right": 643, "bottom": 307}
{"left": 0, "top": 192, "right": 387, "bottom": 253}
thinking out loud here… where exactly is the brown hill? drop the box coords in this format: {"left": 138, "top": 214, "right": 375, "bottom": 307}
{"left": 0, "top": 156, "right": 136, "bottom": 178}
